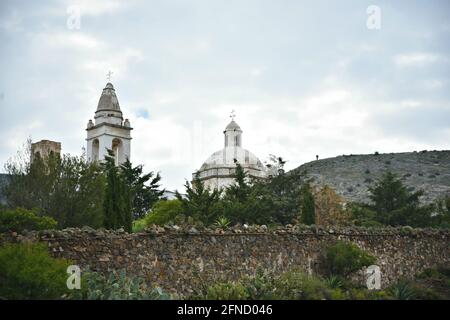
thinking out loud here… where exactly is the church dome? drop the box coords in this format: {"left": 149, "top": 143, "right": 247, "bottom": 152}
{"left": 200, "top": 147, "right": 265, "bottom": 172}
{"left": 194, "top": 118, "right": 267, "bottom": 190}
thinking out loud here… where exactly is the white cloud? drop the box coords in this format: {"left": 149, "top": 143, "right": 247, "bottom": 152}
{"left": 33, "top": 32, "right": 104, "bottom": 50}
{"left": 28, "top": 30, "right": 144, "bottom": 84}
{"left": 399, "top": 100, "right": 423, "bottom": 108}
{"left": 80, "top": 47, "right": 144, "bottom": 78}
{"left": 0, "top": 10, "right": 22, "bottom": 31}
{"left": 305, "top": 89, "right": 351, "bottom": 107}
{"left": 250, "top": 67, "right": 266, "bottom": 77}
{"left": 61, "top": 0, "right": 126, "bottom": 16}
{"left": 423, "top": 79, "right": 444, "bottom": 89}
{"left": 1, "top": 0, "right": 450, "bottom": 192}
{"left": 393, "top": 53, "right": 440, "bottom": 67}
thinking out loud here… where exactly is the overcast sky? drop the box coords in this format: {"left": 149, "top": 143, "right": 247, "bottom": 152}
{"left": 1, "top": 0, "right": 449, "bottom": 192}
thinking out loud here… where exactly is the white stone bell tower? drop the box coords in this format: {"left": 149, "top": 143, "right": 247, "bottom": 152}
{"left": 86, "top": 82, "right": 132, "bottom": 165}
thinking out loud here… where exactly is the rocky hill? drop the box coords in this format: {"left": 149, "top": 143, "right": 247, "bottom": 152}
{"left": 291, "top": 150, "right": 450, "bottom": 205}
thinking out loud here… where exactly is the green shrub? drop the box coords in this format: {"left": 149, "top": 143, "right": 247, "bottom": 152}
{"left": 144, "top": 199, "right": 182, "bottom": 226}
{"left": 272, "top": 271, "right": 331, "bottom": 300}
{"left": 241, "top": 269, "right": 277, "bottom": 300}
{"left": 132, "top": 218, "right": 147, "bottom": 233}
{"left": 0, "top": 243, "right": 71, "bottom": 299}
{"left": 324, "top": 275, "right": 345, "bottom": 289}
{"left": 196, "top": 268, "right": 409, "bottom": 300}
{"left": 329, "top": 288, "right": 347, "bottom": 300}
{"left": 0, "top": 207, "right": 57, "bottom": 233}
{"left": 300, "top": 183, "right": 316, "bottom": 225}
{"left": 322, "top": 242, "right": 376, "bottom": 278}
{"left": 411, "top": 267, "right": 450, "bottom": 299}
{"left": 205, "top": 282, "right": 249, "bottom": 300}
{"left": 372, "top": 290, "right": 395, "bottom": 300}
{"left": 388, "top": 280, "right": 416, "bottom": 300}
{"left": 70, "top": 269, "right": 170, "bottom": 300}
{"left": 416, "top": 267, "right": 449, "bottom": 280}
{"left": 194, "top": 266, "right": 449, "bottom": 301}
{"left": 214, "top": 216, "right": 231, "bottom": 229}
{"left": 345, "top": 287, "right": 392, "bottom": 300}
{"left": 197, "top": 270, "right": 332, "bottom": 300}
{"left": 350, "top": 204, "right": 382, "bottom": 227}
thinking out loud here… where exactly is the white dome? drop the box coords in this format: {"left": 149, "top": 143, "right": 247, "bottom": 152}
{"left": 193, "top": 119, "right": 267, "bottom": 189}
{"left": 200, "top": 146, "right": 265, "bottom": 172}
{"left": 195, "top": 146, "right": 268, "bottom": 186}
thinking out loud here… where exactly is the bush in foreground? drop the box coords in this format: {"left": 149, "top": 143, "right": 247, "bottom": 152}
{"left": 69, "top": 269, "right": 171, "bottom": 300}
{"left": 0, "top": 243, "right": 71, "bottom": 299}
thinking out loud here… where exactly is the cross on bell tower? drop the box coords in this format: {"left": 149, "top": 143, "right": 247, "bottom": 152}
{"left": 230, "top": 109, "right": 236, "bottom": 121}
{"left": 106, "top": 70, "right": 113, "bottom": 82}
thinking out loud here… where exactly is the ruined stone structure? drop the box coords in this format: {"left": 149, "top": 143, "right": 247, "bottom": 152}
{"left": 86, "top": 83, "right": 132, "bottom": 166}
{"left": 3, "top": 226, "right": 449, "bottom": 296}
{"left": 30, "top": 140, "right": 61, "bottom": 163}
{"left": 194, "top": 118, "right": 267, "bottom": 190}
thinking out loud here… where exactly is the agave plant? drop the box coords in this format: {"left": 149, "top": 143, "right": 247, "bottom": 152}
{"left": 214, "top": 216, "right": 231, "bottom": 229}
{"left": 70, "top": 268, "right": 170, "bottom": 300}
{"left": 389, "top": 280, "right": 416, "bottom": 300}
{"left": 324, "top": 275, "right": 344, "bottom": 289}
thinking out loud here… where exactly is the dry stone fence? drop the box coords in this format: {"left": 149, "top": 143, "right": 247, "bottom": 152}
{"left": 2, "top": 225, "right": 449, "bottom": 296}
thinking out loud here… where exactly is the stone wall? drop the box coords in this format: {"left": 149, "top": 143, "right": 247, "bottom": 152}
{"left": 2, "top": 225, "right": 449, "bottom": 296}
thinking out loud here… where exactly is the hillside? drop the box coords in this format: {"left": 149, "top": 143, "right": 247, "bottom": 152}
{"left": 291, "top": 150, "right": 450, "bottom": 205}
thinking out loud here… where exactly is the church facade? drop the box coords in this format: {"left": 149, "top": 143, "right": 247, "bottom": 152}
{"left": 86, "top": 82, "right": 132, "bottom": 165}
{"left": 84, "top": 81, "right": 267, "bottom": 191}
{"left": 193, "top": 119, "right": 268, "bottom": 190}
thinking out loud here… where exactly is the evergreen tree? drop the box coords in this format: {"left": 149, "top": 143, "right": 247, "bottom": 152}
{"left": 222, "top": 156, "right": 304, "bottom": 225}
{"left": 259, "top": 156, "right": 303, "bottom": 224}
{"left": 221, "top": 160, "right": 271, "bottom": 224}
{"left": 367, "top": 171, "right": 434, "bottom": 227}
{"left": 368, "top": 172, "right": 416, "bottom": 215}
{"left": 433, "top": 197, "right": 450, "bottom": 228}
{"left": 224, "top": 160, "right": 251, "bottom": 203}
{"left": 176, "top": 173, "right": 222, "bottom": 225}
{"left": 120, "top": 159, "right": 164, "bottom": 219}
{"left": 300, "top": 182, "right": 316, "bottom": 225}
{"left": 3, "top": 140, "right": 105, "bottom": 228}
{"left": 102, "top": 149, "right": 131, "bottom": 232}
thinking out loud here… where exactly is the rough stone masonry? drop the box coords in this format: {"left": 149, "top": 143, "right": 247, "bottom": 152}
{"left": 2, "top": 225, "right": 449, "bottom": 296}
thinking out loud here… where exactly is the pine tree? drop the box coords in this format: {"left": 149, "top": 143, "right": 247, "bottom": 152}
{"left": 120, "top": 159, "right": 164, "bottom": 219}
{"left": 368, "top": 171, "right": 413, "bottom": 214}
{"left": 300, "top": 182, "right": 316, "bottom": 225}
{"left": 367, "top": 171, "right": 432, "bottom": 227}
{"left": 225, "top": 160, "right": 250, "bottom": 203}
{"left": 176, "top": 173, "right": 222, "bottom": 224}
{"left": 259, "top": 155, "right": 303, "bottom": 224}
{"left": 102, "top": 149, "right": 131, "bottom": 232}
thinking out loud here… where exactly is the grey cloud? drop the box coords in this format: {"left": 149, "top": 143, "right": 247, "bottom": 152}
{"left": 1, "top": 0, "right": 450, "bottom": 191}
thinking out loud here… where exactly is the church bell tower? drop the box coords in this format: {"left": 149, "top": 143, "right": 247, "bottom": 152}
{"left": 86, "top": 82, "right": 132, "bottom": 165}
